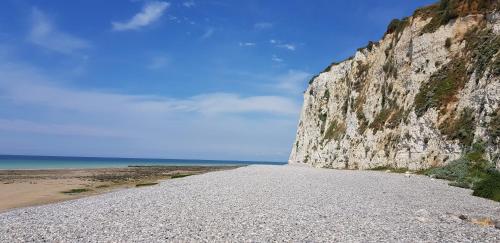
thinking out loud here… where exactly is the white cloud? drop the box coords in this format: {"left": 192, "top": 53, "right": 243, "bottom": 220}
{"left": 0, "top": 63, "right": 298, "bottom": 116}
{"left": 238, "top": 42, "right": 256, "bottom": 47}
{"left": 0, "top": 61, "right": 301, "bottom": 160}
{"left": 112, "top": 1, "right": 170, "bottom": 31}
{"left": 274, "top": 70, "right": 310, "bottom": 94}
{"left": 0, "top": 119, "right": 121, "bottom": 138}
{"left": 254, "top": 22, "right": 273, "bottom": 30}
{"left": 147, "top": 56, "right": 171, "bottom": 70}
{"left": 201, "top": 27, "right": 214, "bottom": 39}
{"left": 28, "top": 8, "right": 90, "bottom": 54}
{"left": 220, "top": 69, "right": 311, "bottom": 95}
{"left": 277, "top": 44, "right": 296, "bottom": 51}
{"left": 167, "top": 15, "right": 179, "bottom": 22}
{"left": 269, "top": 39, "right": 296, "bottom": 51}
{"left": 183, "top": 1, "right": 196, "bottom": 7}
{"left": 188, "top": 93, "right": 298, "bottom": 115}
{"left": 271, "top": 55, "right": 283, "bottom": 63}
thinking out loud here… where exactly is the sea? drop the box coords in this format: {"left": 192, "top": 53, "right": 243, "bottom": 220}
{"left": 0, "top": 155, "right": 286, "bottom": 170}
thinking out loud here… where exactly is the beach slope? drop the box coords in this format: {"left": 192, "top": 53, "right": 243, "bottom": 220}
{"left": 0, "top": 165, "right": 499, "bottom": 242}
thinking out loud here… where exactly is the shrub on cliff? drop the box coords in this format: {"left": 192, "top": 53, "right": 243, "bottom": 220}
{"left": 414, "top": 58, "right": 467, "bottom": 117}
{"left": 419, "top": 0, "right": 499, "bottom": 34}
{"left": 426, "top": 158, "right": 469, "bottom": 181}
{"left": 425, "top": 142, "right": 499, "bottom": 202}
{"left": 487, "top": 108, "right": 499, "bottom": 146}
{"left": 439, "top": 107, "right": 476, "bottom": 147}
{"left": 473, "top": 171, "right": 500, "bottom": 202}
{"left": 385, "top": 18, "right": 409, "bottom": 36}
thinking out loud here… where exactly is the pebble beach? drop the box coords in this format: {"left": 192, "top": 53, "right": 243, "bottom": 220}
{"left": 1, "top": 165, "right": 499, "bottom": 242}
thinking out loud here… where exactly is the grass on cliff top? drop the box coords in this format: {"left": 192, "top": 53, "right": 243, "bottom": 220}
{"left": 386, "top": 0, "right": 498, "bottom": 37}
{"left": 417, "top": 0, "right": 498, "bottom": 34}
{"left": 309, "top": 57, "right": 354, "bottom": 85}
{"left": 423, "top": 142, "right": 500, "bottom": 202}
{"left": 385, "top": 18, "right": 410, "bottom": 37}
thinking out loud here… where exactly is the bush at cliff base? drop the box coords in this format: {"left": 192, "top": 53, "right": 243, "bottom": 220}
{"left": 425, "top": 142, "right": 500, "bottom": 202}
{"left": 472, "top": 170, "right": 500, "bottom": 202}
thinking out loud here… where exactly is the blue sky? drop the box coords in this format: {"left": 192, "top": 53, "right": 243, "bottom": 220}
{"left": 0, "top": 0, "right": 436, "bottom": 161}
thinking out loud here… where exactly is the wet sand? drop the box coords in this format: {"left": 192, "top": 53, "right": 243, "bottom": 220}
{"left": 0, "top": 166, "right": 239, "bottom": 212}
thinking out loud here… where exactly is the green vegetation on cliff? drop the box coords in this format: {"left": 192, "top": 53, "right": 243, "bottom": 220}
{"left": 463, "top": 27, "right": 500, "bottom": 80}
{"left": 414, "top": 57, "right": 467, "bottom": 117}
{"left": 418, "top": 0, "right": 498, "bottom": 34}
{"left": 424, "top": 142, "right": 500, "bottom": 202}
{"left": 323, "top": 120, "right": 346, "bottom": 142}
{"left": 439, "top": 108, "right": 476, "bottom": 147}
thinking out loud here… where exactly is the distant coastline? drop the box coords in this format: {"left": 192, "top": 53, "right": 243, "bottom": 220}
{"left": 0, "top": 155, "right": 286, "bottom": 170}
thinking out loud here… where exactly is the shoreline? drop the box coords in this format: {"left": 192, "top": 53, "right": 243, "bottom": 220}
{"left": 0, "top": 155, "right": 286, "bottom": 170}
{"left": 0, "top": 165, "right": 240, "bottom": 212}
{"left": 0, "top": 165, "right": 247, "bottom": 171}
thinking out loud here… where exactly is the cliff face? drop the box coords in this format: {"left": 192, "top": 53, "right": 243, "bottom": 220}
{"left": 289, "top": 0, "right": 500, "bottom": 170}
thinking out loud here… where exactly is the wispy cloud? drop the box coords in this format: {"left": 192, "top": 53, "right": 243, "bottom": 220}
{"left": 0, "top": 63, "right": 298, "bottom": 117}
{"left": 271, "top": 55, "right": 283, "bottom": 63}
{"left": 0, "top": 61, "right": 301, "bottom": 159}
{"left": 238, "top": 42, "right": 256, "bottom": 47}
{"left": 274, "top": 70, "right": 310, "bottom": 94}
{"left": 277, "top": 44, "right": 296, "bottom": 51}
{"left": 167, "top": 14, "right": 181, "bottom": 23}
{"left": 254, "top": 22, "right": 273, "bottom": 30}
{"left": 189, "top": 93, "right": 298, "bottom": 115}
{"left": 183, "top": 1, "right": 196, "bottom": 8}
{"left": 112, "top": 1, "right": 170, "bottom": 31}
{"left": 28, "top": 8, "right": 90, "bottom": 55}
{"left": 201, "top": 27, "right": 215, "bottom": 39}
{"left": 269, "top": 39, "right": 296, "bottom": 51}
{"left": 0, "top": 119, "right": 121, "bottom": 138}
{"left": 147, "top": 56, "right": 171, "bottom": 70}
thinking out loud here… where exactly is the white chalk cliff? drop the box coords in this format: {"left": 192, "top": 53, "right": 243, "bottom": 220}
{"left": 289, "top": 0, "right": 499, "bottom": 170}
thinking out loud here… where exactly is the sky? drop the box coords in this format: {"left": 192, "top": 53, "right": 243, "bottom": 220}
{"left": 0, "top": 0, "right": 436, "bottom": 161}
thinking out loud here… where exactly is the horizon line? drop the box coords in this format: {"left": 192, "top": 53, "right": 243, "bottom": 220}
{"left": 0, "top": 154, "right": 286, "bottom": 164}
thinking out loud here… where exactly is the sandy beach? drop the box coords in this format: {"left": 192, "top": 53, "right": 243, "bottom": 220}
{"left": 0, "top": 166, "right": 238, "bottom": 212}
{"left": 1, "top": 165, "right": 499, "bottom": 242}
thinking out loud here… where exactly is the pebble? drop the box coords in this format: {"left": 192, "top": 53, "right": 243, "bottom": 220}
{"left": 0, "top": 165, "right": 499, "bottom": 242}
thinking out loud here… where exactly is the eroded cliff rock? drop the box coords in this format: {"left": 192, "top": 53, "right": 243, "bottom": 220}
{"left": 289, "top": 0, "right": 499, "bottom": 170}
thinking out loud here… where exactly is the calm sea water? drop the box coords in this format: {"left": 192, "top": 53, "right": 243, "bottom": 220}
{"left": 0, "top": 155, "right": 286, "bottom": 170}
